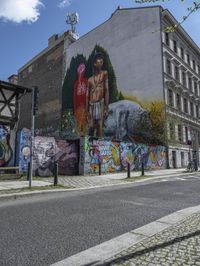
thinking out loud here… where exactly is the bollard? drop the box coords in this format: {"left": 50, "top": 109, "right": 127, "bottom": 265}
{"left": 127, "top": 162, "right": 130, "bottom": 178}
{"left": 141, "top": 161, "right": 144, "bottom": 176}
{"left": 54, "top": 162, "right": 58, "bottom": 186}
{"left": 98, "top": 161, "right": 101, "bottom": 176}
{"left": 27, "top": 162, "right": 30, "bottom": 181}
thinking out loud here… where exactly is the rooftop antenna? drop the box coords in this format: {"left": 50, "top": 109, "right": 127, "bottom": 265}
{"left": 66, "top": 12, "right": 79, "bottom": 39}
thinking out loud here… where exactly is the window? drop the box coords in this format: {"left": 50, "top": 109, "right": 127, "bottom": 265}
{"left": 193, "top": 60, "right": 196, "bottom": 71}
{"left": 173, "top": 40, "right": 177, "bottom": 53}
{"left": 167, "top": 59, "right": 171, "bottom": 75}
{"left": 169, "top": 123, "right": 174, "bottom": 139}
{"left": 190, "top": 102, "right": 194, "bottom": 117}
{"left": 181, "top": 47, "right": 184, "bottom": 60}
{"left": 175, "top": 66, "right": 179, "bottom": 81}
{"left": 188, "top": 77, "right": 192, "bottom": 91}
{"left": 187, "top": 54, "right": 190, "bottom": 66}
{"left": 184, "top": 98, "right": 188, "bottom": 113}
{"left": 176, "top": 94, "right": 181, "bottom": 110}
{"left": 182, "top": 71, "right": 186, "bottom": 86}
{"left": 194, "top": 82, "right": 198, "bottom": 95}
{"left": 198, "top": 65, "right": 200, "bottom": 75}
{"left": 185, "top": 126, "right": 188, "bottom": 142}
{"left": 196, "top": 105, "right": 199, "bottom": 118}
{"left": 178, "top": 124, "right": 182, "bottom": 142}
{"left": 168, "top": 89, "right": 173, "bottom": 106}
{"left": 165, "top": 32, "right": 169, "bottom": 46}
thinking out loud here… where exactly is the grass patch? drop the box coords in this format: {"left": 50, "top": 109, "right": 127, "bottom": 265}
{"left": 0, "top": 184, "right": 71, "bottom": 195}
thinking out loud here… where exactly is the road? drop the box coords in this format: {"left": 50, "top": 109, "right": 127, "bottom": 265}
{"left": 0, "top": 174, "right": 200, "bottom": 266}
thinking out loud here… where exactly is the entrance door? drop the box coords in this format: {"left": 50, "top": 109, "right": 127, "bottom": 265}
{"left": 172, "top": 151, "right": 176, "bottom": 168}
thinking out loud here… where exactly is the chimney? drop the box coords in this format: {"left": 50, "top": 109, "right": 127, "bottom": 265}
{"left": 8, "top": 74, "right": 18, "bottom": 85}
{"left": 48, "top": 34, "right": 59, "bottom": 47}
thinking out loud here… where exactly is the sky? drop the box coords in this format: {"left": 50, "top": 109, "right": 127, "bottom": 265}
{"left": 0, "top": 0, "right": 199, "bottom": 81}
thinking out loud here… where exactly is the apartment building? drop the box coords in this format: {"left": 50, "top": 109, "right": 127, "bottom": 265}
{"left": 162, "top": 10, "right": 200, "bottom": 168}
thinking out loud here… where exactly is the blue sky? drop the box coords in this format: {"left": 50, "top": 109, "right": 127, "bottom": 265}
{"left": 0, "top": 0, "right": 199, "bottom": 81}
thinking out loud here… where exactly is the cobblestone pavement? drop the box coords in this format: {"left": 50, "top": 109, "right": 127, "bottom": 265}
{"left": 53, "top": 175, "right": 123, "bottom": 188}
{"left": 103, "top": 213, "right": 200, "bottom": 266}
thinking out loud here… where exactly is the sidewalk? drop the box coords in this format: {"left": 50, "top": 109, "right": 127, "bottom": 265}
{"left": 0, "top": 168, "right": 196, "bottom": 196}
{"left": 51, "top": 205, "right": 200, "bottom": 266}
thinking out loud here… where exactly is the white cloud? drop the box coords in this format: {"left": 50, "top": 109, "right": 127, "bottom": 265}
{"left": 58, "top": 0, "right": 71, "bottom": 8}
{"left": 0, "top": 0, "right": 43, "bottom": 23}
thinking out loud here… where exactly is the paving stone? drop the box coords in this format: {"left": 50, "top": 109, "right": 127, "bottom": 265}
{"left": 103, "top": 212, "right": 200, "bottom": 266}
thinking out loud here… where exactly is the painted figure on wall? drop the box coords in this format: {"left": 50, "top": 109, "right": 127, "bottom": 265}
{"left": 17, "top": 129, "right": 31, "bottom": 172}
{"left": 33, "top": 137, "right": 55, "bottom": 177}
{"left": 73, "top": 63, "right": 87, "bottom": 135}
{"left": 56, "top": 139, "right": 79, "bottom": 175}
{"left": 86, "top": 53, "right": 109, "bottom": 137}
{"left": 0, "top": 126, "right": 12, "bottom": 167}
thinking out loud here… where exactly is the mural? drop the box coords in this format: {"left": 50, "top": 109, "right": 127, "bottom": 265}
{"left": 32, "top": 136, "right": 79, "bottom": 177}
{"left": 84, "top": 138, "right": 166, "bottom": 174}
{"left": 85, "top": 138, "right": 121, "bottom": 173}
{"left": 17, "top": 129, "right": 31, "bottom": 172}
{"left": 0, "top": 125, "right": 12, "bottom": 167}
{"left": 62, "top": 44, "right": 165, "bottom": 144}
{"left": 56, "top": 139, "right": 79, "bottom": 175}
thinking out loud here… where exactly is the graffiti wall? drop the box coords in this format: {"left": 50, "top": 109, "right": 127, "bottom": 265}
{"left": 0, "top": 125, "right": 13, "bottom": 167}
{"left": 84, "top": 138, "right": 166, "bottom": 174}
{"left": 16, "top": 129, "right": 31, "bottom": 172}
{"left": 56, "top": 139, "right": 79, "bottom": 176}
{"left": 32, "top": 136, "right": 79, "bottom": 177}
{"left": 85, "top": 138, "right": 121, "bottom": 173}
{"left": 62, "top": 7, "right": 165, "bottom": 145}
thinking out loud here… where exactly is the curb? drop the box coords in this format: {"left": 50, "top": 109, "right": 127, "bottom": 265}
{"left": 50, "top": 205, "right": 200, "bottom": 266}
{"left": 0, "top": 171, "right": 198, "bottom": 201}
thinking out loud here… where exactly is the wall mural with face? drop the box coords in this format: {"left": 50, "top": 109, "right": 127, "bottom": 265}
{"left": 17, "top": 129, "right": 32, "bottom": 172}
{"left": 62, "top": 44, "right": 165, "bottom": 145}
{"left": 56, "top": 139, "right": 79, "bottom": 175}
{"left": 0, "top": 125, "right": 12, "bottom": 167}
{"left": 32, "top": 136, "right": 79, "bottom": 177}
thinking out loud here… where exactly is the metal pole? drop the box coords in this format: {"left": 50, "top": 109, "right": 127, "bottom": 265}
{"left": 29, "top": 89, "right": 35, "bottom": 189}
{"left": 141, "top": 161, "right": 144, "bottom": 176}
{"left": 98, "top": 161, "right": 101, "bottom": 176}
{"left": 27, "top": 162, "right": 30, "bottom": 181}
{"left": 127, "top": 162, "right": 130, "bottom": 178}
{"left": 54, "top": 163, "right": 58, "bottom": 186}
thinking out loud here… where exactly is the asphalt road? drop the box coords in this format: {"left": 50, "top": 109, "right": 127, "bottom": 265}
{"left": 1, "top": 174, "right": 200, "bottom": 266}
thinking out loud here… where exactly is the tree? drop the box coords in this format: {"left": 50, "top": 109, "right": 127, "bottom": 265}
{"left": 134, "top": 0, "right": 200, "bottom": 32}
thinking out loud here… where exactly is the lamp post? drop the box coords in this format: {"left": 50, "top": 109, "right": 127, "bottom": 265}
{"left": 29, "top": 86, "right": 39, "bottom": 189}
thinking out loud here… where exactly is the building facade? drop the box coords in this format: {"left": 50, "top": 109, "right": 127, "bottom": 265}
{"left": 17, "top": 6, "right": 200, "bottom": 170}
{"left": 18, "top": 31, "right": 75, "bottom": 131}
{"left": 162, "top": 9, "right": 200, "bottom": 168}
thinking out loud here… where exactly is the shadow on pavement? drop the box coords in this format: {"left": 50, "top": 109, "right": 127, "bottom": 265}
{"left": 98, "top": 229, "right": 200, "bottom": 266}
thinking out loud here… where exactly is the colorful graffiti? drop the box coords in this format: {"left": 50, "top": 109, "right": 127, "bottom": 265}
{"left": 84, "top": 138, "right": 166, "bottom": 174}
{"left": 0, "top": 125, "right": 12, "bottom": 167}
{"left": 85, "top": 138, "right": 121, "bottom": 173}
{"left": 17, "top": 129, "right": 31, "bottom": 172}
